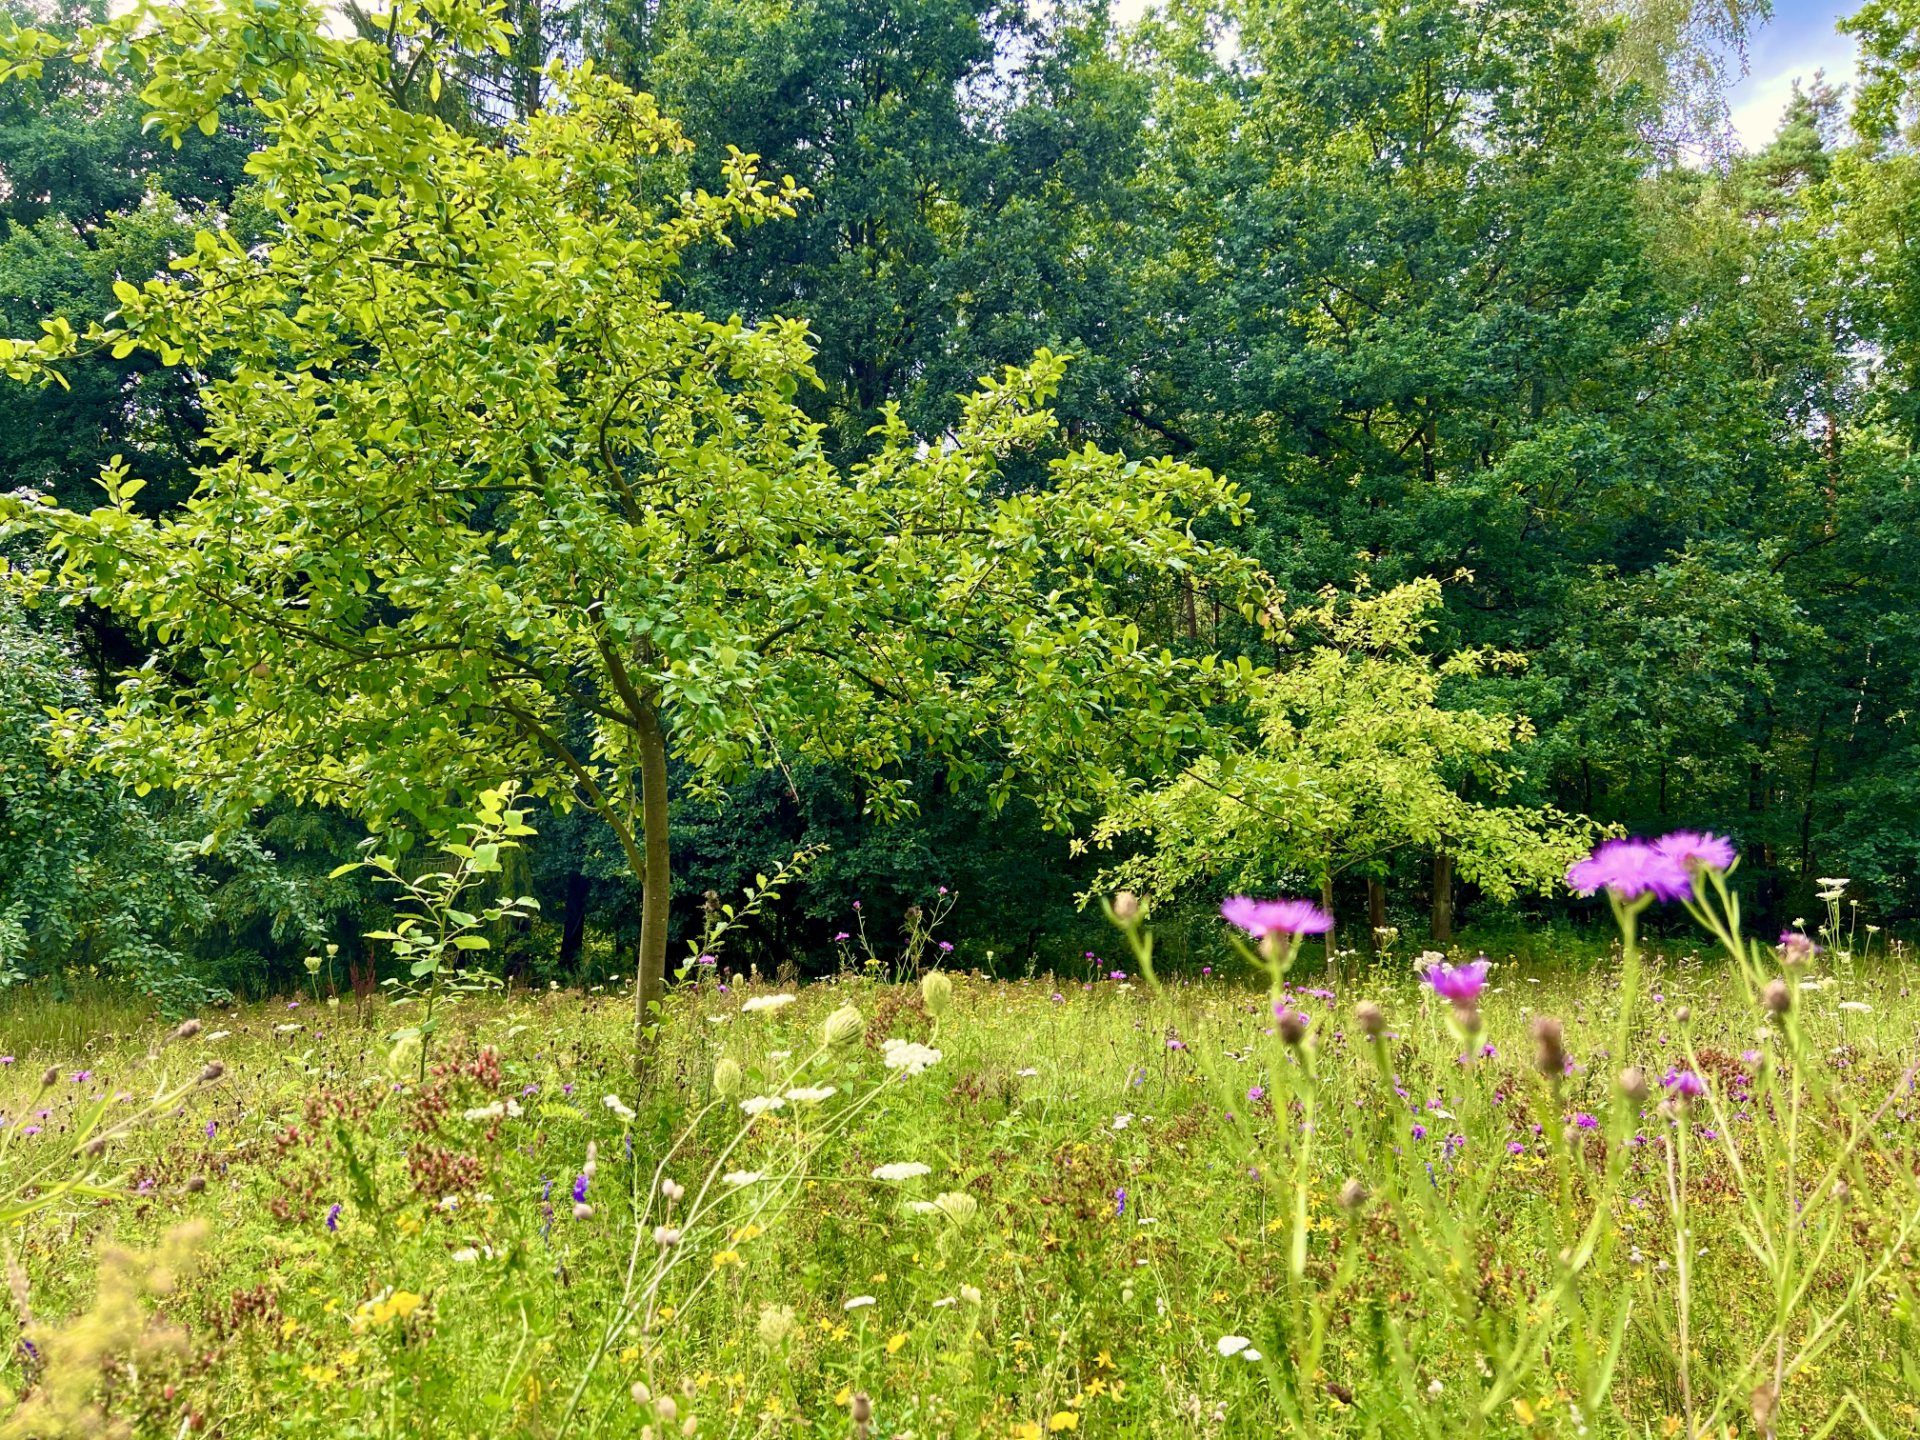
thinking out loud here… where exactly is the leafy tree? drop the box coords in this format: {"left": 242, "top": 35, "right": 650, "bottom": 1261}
{"left": 0, "top": 0, "right": 1267, "bottom": 1028}
{"left": 1090, "top": 579, "right": 1600, "bottom": 947}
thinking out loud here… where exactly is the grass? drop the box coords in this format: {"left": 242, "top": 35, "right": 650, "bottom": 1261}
{"left": 2, "top": 920, "right": 1918, "bottom": 1438}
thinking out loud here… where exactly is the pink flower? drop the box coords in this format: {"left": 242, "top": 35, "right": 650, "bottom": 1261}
{"left": 1220, "top": 896, "right": 1333, "bottom": 938}
{"left": 1663, "top": 1068, "right": 1707, "bottom": 1099}
{"left": 1653, "top": 831, "right": 1736, "bottom": 873}
{"left": 1566, "top": 839, "right": 1692, "bottom": 901}
{"left": 1778, "top": 931, "right": 1820, "bottom": 963}
{"left": 1422, "top": 957, "right": 1490, "bottom": 1004}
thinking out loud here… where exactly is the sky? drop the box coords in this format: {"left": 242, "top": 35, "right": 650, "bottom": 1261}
{"left": 1725, "top": 0, "right": 1859, "bottom": 148}
{"left": 1102, "top": 0, "right": 1862, "bottom": 153}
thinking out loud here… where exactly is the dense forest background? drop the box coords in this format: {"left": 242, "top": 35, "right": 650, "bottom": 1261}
{"left": 4, "top": 0, "right": 1920, "bottom": 1000}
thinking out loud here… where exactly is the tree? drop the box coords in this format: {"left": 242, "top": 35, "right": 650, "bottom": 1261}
{"left": 1089, "top": 579, "right": 1601, "bottom": 948}
{"left": 0, "top": 0, "right": 1267, "bottom": 1027}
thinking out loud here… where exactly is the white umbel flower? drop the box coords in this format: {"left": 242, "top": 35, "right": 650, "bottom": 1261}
{"left": 740, "top": 1095, "right": 787, "bottom": 1116}
{"left": 872, "top": 1161, "right": 932, "bottom": 1182}
{"left": 882, "top": 1039, "right": 942, "bottom": 1075}
{"left": 723, "top": 1170, "right": 765, "bottom": 1186}
{"left": 602, "top": 1094, "right": 636, "bottom": 1120}
{"left": 784, "top": 1086, "right": 837, "bottom": 1105}
{"left": 742, "top": 994, "right": 797, "bottom": 1013}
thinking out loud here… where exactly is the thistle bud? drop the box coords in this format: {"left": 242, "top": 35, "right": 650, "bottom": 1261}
{"left": 1674, "top": 1005, "right": 1691, "bottom": 1025}
{"left": 1618, "top": 1065, "right": 1649, "bottom": 1105}
{"left": 82, "top": 1137, "right": 105, "bottom": 1159}
{"left": 1111, "top": 891, "right": 1140, "bottom": 925}
{"left": 653, "top": 1226, "right": 680, "bottom": 1248}
{"left": 655, "top": 1396, "right": 678, "bottom": 1425}
{"left": 1763, "top": 978, "right": 1790, "bottom": 1014}
{"left": 1337, "top": 1177, "right": 1369, "bottom": 1212}
{"left": 851, "top": 1392, "right": 872, "bottom": 1435}
{"left": 1831, "top": 1180, "right": 1850, "bottom": 1206}
{"left": 1531, "top": 1017, "right": 1565, "bottom": 1078}
{"left": 662, "top": 1179, "right": 685, "bottom": 1204}
{"left": 713, "top": 1057, "right": 742, "bottom": 1098}
{"left": 1276, "top": 1008, "right": 1308, "bottom": 1048}
{"left": 174, "top": 1019, "right": 202, "bottom": 1040}
{"left": 921, "top": 971, "right": 953, "bottom": 1019}
{"left": 682, "top": 1418, "right": 698, "bottom": 1438}
{"left": 1750, "top": 1382, "right": 1778, "bottom": 1433}
{"left": 574, "top": 1202, "right": 593, "bottom": 1221}
{"left": 199, "top": 1061, "right": 225, "bottom": 1083}
{"left": 186, "top": 1175, "right": 206, "bottom": 1193}
{"left": 40, "top": 1067, "right": 58, "bottom": 1088}
{"left": 820, "top": 1004, "right": 865, "bottom": 1049}
{"left": 631, "top": 1383, "right": 653, "bottom": 1405}
{"left": 1354, "top": 1001, "right": 1385, "bottom": 1039}
{"left": 1450, "top": 1001, "right": 1483, "bottom": 1037}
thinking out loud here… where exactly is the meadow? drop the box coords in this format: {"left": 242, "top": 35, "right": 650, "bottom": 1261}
{"left": 2, "top": 878, "right": 1916, "bottom": 1439}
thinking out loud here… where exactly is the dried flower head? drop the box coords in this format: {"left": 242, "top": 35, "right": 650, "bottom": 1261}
{"left": 757, "top": 1303, "right": 797, "bottom": 1350}
{"left": 713, "top": 1058, "right": 742, "bottom": 1098}
{"left": 1111, "top": 891, "right": 1141, "bottom": 924}
{"left": 1762, "top": 978, "right": 1792, "bottom": 1013}
{"left": 934, "top": 1192, "right": 978, "bottom": 1228}
{"left": 1276, "top": 1008, "right": 1309, "bottom": 1048}
{"left": 1354, "top": 1000, "right": 1386, "bottom": 1039}
{"left": 1336, "top": 1177, "right": 1369, "bottom": 1212}
{"left": 1531, "top": 1017, "right": 1565, "bottom": 1078}
{"left": 1618, "top": 1066, "right": 1650, "bottom": 1104}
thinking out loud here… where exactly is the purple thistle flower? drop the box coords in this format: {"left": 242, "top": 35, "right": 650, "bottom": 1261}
{"left": 1663, "top": 1069, "right": 1707, "bottom": 1099}
{"left": 1778, "top": 931, "right": 1821, "bottom": 963}
{"left": 1508, "top": 1141, "right": 1526, "bottom": 1155}
{"left": 833, "top": 932, "right": 851, "bottom": 942}
{"left": 71, "top": 1070, "right": 91, "bottom": 1083}
{"left": 1566, "top": 839, "right": 1692, "bottom": 901}
{"left": 1109, "top": 970, "right": 1126, "bottom": 981}
{"left": 1422, "top": 957, "right": 1491, "bottom": 1004}
{"left": 1411, "top": 1123, "right": 1428, "bottom": 1141}
{"left": 1247, "top": 1086, "right": 1266, "bottom": 1103}
{"left": 1572, "top": 1113, "right": 1599, "bottom": 1130}
{"left": 1653, "top": 831, "right": 1737, "bottom": 874}
{"left": 326, "top": 1203, "right": 341, "bottom": 1232}
{"left": 939, "top": 941, "right": 954, "bottom": 953}
{"left": 1220, "top": 896, "right": 1334, "bottom": 938}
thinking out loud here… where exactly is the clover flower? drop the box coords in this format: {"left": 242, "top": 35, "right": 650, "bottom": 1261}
{"left": 1566, "top": 838, "right": 1692, "bottom": 901}
{"left": 1220, "top": 896, "right": 1333, "bottom": 938}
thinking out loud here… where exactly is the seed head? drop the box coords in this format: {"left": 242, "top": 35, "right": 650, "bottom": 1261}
{"left": 655, "top": 1396, "right": 679, "bottom": 1425}
{"left": 185, "top": 1175, "right": 206, "bottom": 1193}
{"left": 1336, "top": 1177, "right": 1369, "bottom": 1212}
{"left": 850, "top": 1392, "right": 872, "bottom": 1425}
{"left": 934, "top": 1191, "right": 979, "bottom": 1228}
{"left": 39, "top": 1067, "right": 58, "bottom": 1088}
{"left": 1763, "top": 978, "right": 1791, "bottom": 1014}
{"left": 820, "top": 1004, "right": 865, "bottom": 1049}
{"left": 1831, "top": 1179, "right": 1850, "bottom": 1206}
{"left": 574, "top": 1202, "right": 593, "bottom": 1221}
{"left": 682, "top": 1418, "right": 698, "bottom": 1438}
{"left": 199, "top": 1061, "right": 225, "bottom": 1083}
{"left": 1531, "top": 1017, "right": 1565, "bottom": 1077}
{"left": 173, "top": 1019, "right": 202, "bottom": 1040}
{"left": 713, "top": 1057, "right": 742, "bottom": 1098}
{"left": 1674, "top": 1005, "right": 1691, "bottom": 1025}
{"left": 921, "top": 971, "right": 953, "bottom": 1019}
{"left": 1276, "top": 1008, "right": 1308, "bottom": 1047}
{"left": 631, "top": 1382, "right": 653, "bottom": 1405}
{"left": 1111, "top": 891, "right": 1140, "bottom": 924}
{"left": 662, "top": 1179, "right": 685, "bottom": 1204}
{"left": 1618, "top": 1066, "right": 1649, "bottom": 1104}
{"left": 1750, "top": 1382, "right": 1778, "bottom": 1432}
{"left": 653, "top": 1226, "right": 680, "bottom": 1248}
{"left": 1354, "top": 1000, "right": 1385, "bottom": 1038}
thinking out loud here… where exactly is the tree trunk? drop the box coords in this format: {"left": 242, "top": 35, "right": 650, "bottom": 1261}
{"left": 633, "top": 700, "right": 673, "bottom": 1034}
{"left": 1430, "top": 850, "right": 1453, "bottom": 946}
{"left": 1368, "top": 878, "right": 1386, "bottom": 952}
{"left": 558, "top": 871, "right": 590, "bottom": 971}
{"left": 1320, "top": 874, "right": 1337, "bottom": 972}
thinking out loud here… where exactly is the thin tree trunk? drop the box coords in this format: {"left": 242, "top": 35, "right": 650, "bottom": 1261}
{"left": 633, "top": 699, "right": 672, "bottom": 1031}
{"left": 1368, "top": 878, "right": 1386, "bottom": 953}
{"left": 1430, "top": 850, "right": 1453, "bottom": 946}
{"left": 559, "top": 871, "right": 590, "bottom": 971}
{"left": 1320, "top": 874, "right": 1337, "bottom": 974}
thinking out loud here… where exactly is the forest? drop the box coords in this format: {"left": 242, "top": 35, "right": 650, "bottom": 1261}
{"left": 0, "top": 0, "right": 1913, "bottom": 1000}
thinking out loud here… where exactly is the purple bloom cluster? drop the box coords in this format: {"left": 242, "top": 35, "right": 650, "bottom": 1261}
{"left": 1566, "top": 831, "right": 1736, "bottom": 900}
{"left": 1220, "top": 896, "right": 1334, "bottom": 938}
{"left": 1422, "top": 957, "right": 1490, "bottom": 1004}
{"left": 1663, "top": 1068, "right": 1707, "bottom": 1099}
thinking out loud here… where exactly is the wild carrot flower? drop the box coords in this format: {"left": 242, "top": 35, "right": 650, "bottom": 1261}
{"left": 1566, "top": 838, "right": 1692, "bottom": 901}
{"left": 1220, "top": 896, "right": 1334, "bottom": 938}
{"left": 881, "top": 1039, "right": 942, "bottom": 1075}
{"left": 872, "top": 1162, "right": 932, "bottom": 1181}
{"left": 742, "top": 994, "right": 796, "bottom": 1013}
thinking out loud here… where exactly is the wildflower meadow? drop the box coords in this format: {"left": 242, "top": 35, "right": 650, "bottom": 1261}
{"left": 4, "top": 835, "right": 1918, "bottom": 1437}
